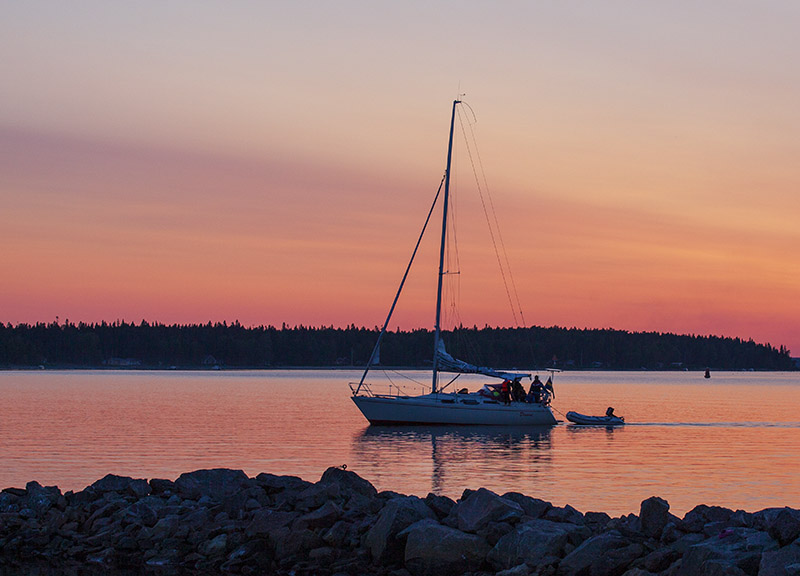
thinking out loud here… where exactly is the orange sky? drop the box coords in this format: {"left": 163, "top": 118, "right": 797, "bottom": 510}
{"left": 1, "top": 2, "right": 799, "bottom": 355}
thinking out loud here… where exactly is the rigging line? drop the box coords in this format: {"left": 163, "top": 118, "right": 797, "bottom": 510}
{"left": 456, "top": 106, "right": 520, "bottom": 326}
{"left": 461, "top": 116, "right": 538, "bottom": 365}
{"left": 460, "top": 107, "right": 528, "bottom": 329}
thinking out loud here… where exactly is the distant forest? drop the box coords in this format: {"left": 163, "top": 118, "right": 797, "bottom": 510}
{"left": 0, "top": 321, "right": 794, "bottom": 370}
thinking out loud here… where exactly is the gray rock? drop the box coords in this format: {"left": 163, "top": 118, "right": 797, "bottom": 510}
{"left": 23, "top": 481, "right": 62, "bottom": 516}
{"left": 151, "top": 514, "right": 181, "bottom": 540}
{"left": 558, "top": 530, "right": 644, "bottom": 576}
{"left": 90, "top": 474, "right": 135, "bottom": 493}
{"left": 488, "top": 518, "right": 581, "bottom": 571}
{"left": 544, "top": 504, "right": 585, "bottom": 525}
{"left": 456, "top": 488, "right": 524, "bottom": 533}
{"left": 309, "top": 545, "right": 335, "bottom": 563}
{"left": 319, "top": 466, "right": 378, "bottom": 499}
{"left": 178, "top": 506, "right": 212, "bottom": 538}
{"left": 364, "top": 495, "right": 436, "bottom": 563}
{"left": 424, "top": 493, "right": 456, "bottom": 519}
{"left": 295, "top": 482, "right": 338, "bottom": 511}
{"left": 174, "top": 468, "right": 251, "bottom": 501}
{"left": 273, "top": 525, "right": 324, "bottom": 561}
{"left": 642, "top": 547, "right": 680, "bottom": 572}
{"left": 669, "top": 532, "right": 707, "bottom": 555}
{"left": 2, "top": 486, "right": 27, "bottom": 497}
{"left": 753, "top": 508, "right": 785, "bottom": 531}
{"left": 641, "top": 496, "right": 671, "bottom": 539}
{"left": 198, "top": 533, "right": 228, "bottom": 557}
{"left": 677, "top": 527, "right": 778, "bottom": 576}
{"left": 121, "top": 500, "right": 158, "bottom": 527}
{"left": 497, "top": 564, "right": 533, "bottom": 576}
{"left": 585, "top": 511, "right": 613, "bottom": 531}
{"left": 502, "top": 491, "right": 552, "bottom": 519}
{"left": 221, "top": 491, "right": 254, "bottom": 519}
{"left": 682, "top": 505, "right": 734, "bottom": 533}
{"left": 728, "top": 510, "right": 753, "bottom": 528}
{"left": 345, "top": 491, "right": 381, "bottom": 516}
{"left": 759, "top": 539, "right": 800, "bottom": 576}
{"left": 222, "top": 539, "right": 270, "bottom": 570}
{"left": 295, "top": 500, "right": 342, "bottom": 531}
{"left": 323, "top": 519, "right": 352, "bottom": 547}
{"left": 765, "top": 508, "right": 800, "bottom": 546}
{"left": 622, "top": 569, "right": 657, "bottom": 576}
{"left": 477, "top": 520, "right": 514, "bottom": 546}
{"left": 148, "top": 478, "right": 175, "bottom": 494}
{"left": 402, "top": 518, "right": 491, "bottom": 576}
{"left": 255, "top": 472, "right": 312, "bottom": 495}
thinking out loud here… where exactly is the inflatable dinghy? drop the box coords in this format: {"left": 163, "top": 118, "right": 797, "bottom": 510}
{"left": 566, "top": 411, "right": 625, "bottom": 426}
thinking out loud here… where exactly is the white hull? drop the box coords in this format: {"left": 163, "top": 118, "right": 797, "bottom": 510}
{"left": 352, "top": 393, "right": 557, "bottom": 426}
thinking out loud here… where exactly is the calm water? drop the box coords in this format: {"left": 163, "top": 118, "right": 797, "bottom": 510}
{"left": 1, "top": 370, "right": 799, "bottom": 517}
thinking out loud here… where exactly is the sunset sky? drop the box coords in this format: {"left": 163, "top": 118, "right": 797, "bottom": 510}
{"left": 2, "top": 2, "right": 799, "bottom": 355}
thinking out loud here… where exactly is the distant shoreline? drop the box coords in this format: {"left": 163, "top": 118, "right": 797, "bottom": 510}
{"left": 2, "top": 323, "right": 794, "bottom": 371}
{"left": 0, "top": 365, "right": 793, "bottom": 372}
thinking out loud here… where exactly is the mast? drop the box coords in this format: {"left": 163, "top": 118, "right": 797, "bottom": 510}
{"left": 431, "top": 99, "right": 460, "bottom": 393}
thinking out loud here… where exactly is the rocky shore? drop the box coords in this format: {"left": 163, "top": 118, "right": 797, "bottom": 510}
{"left": 2, "top": 467, "right": 799, "bottom": 576}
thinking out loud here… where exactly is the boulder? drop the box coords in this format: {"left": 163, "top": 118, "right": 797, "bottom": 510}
{"left": 682, "top": 505, "right": 735, "bottom": 533}
{"left": 198, "top": 533, "right": 228, "bottom": 557}
{"left": 425, "top": 493, "right": 456, "bottom": 519}
{"left": 2, "top": 487, "right": 27, "bottom": 497}
{"left": 255, "top": 472, "right": 312, "bottom": 495}
{"left": 456, "top": 488, "right": 524, "bottom": 533}
{"left": 121, "top": 500, "right": 159, "bottom": 527}
{"left": 295, "top": 500, "right": 342, "bottom": 531}
{"left": 89, "top": 474, "right": 135, "bottom": 493}
{"left": 677, "top": 527, "right": 778, "bottom": 576}
{"left": 478, "top": 520, "right": 514, "bottom": 546}
{"left": 640, "top": 496, "right": 671, "bottom": 539}
{"left": 150, "top": 514, "right": 181, "bottom": 540}
{"left": 558, "top": 530, "right": 644, "bottom": 576}
{"left": 23, "top": 482, "right": 62, "bottom": 516}
{"left": 364, "top": 495, "right": 436, "bottom": 563}
{"left": 488, "top": 518, "right": 583, "bottom": 571}
{"left": 294, "top": 483, "right": 338, "bottom": 511}
{"left": 765, "top": 508, "right": 800, "bottom": 546}
{"left": 174, "top": 468, "right": 252, "bottom": 501}
{"left": 322, "top": 519, "right": 352, "bottom": 547}
{"left": 148, "top": 478, "right": 175, "bottom": 494}
{"left": 502, "top": 492, "right": 552, "bottom": 519}
{"left": 759, "top": 539, "right": 800, "bottom": 576}
{"left": 544, "top": 504, "right": 585, "bottom": 525}
{"left": 585, "top": 511, "right": 612, "bottom": 531}
{"left": 273, "top": 526, "right": 324, "bottom": 561}
{"left": 497, "top": 564, "right": 533, "bottom": 576}
{"left": 318, "top": 466, "right": 378, "bottom": 499}
{"left": 402, "top": 518, "right": 490, "bottom": 576}
{"left": 642, "top": 547, "right": 681, "bottom": 573}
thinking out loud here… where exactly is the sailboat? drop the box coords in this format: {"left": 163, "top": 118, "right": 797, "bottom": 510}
{"left": 350, "top": 100, "right": 557, "bottom": 426}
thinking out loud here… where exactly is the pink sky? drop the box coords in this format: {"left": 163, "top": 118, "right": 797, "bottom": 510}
{"left": 1, "top": 2, "right": 799, "bottom": 355}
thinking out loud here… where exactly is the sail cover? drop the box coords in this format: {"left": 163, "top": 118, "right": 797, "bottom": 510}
{"left": 436, "top": 340, "right": 530, "bottom": 380}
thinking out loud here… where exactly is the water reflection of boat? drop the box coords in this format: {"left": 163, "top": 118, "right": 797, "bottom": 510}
{"left": 357, "top": 425, "right": 553, "bottom": 445}
{"left": 350, "top": 100, "right": 556, "bottom": 426}
{"left": 353, "top": 425, "right": 553, "bottom": 494}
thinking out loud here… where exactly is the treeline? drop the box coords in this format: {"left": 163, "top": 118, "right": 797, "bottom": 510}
{"left": 0, "top": 321, "right": 794, "bottom": 370}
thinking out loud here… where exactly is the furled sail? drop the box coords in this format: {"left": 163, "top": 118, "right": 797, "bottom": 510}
{"left": 436, "top": 340, "right": 530, "bottom": 381}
